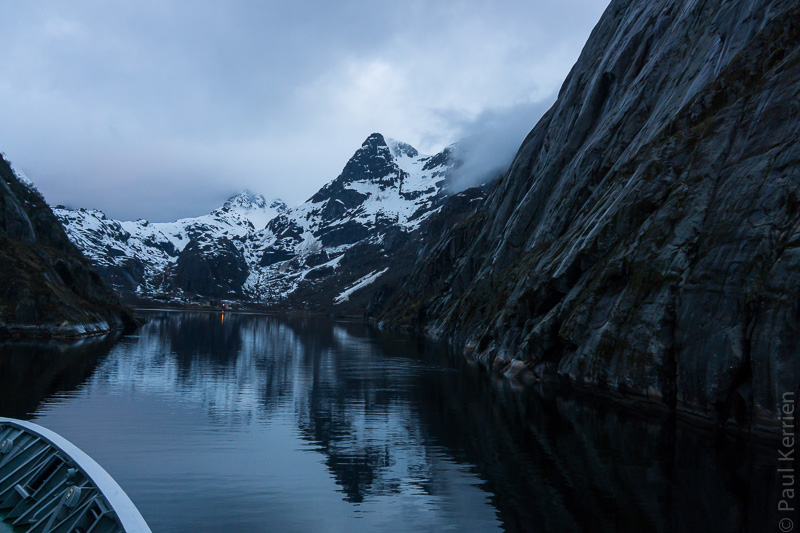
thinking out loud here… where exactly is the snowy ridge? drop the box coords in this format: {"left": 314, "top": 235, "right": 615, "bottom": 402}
{"left": 55, "top": 191, "right": 287, "bottom": 298}
{"left": 55, "top": 134, "right": 454, "bottom": 306}
{"left": 241, "top": 133, "right": 454, "bottom": 303}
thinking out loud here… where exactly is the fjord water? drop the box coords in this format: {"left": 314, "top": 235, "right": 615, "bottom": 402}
{"left": 0, "top": 311, "right": 780, "bottom": 532}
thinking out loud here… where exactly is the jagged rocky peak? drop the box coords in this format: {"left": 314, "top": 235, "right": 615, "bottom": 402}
{"left": 336, "top": 133, "right": 398, "bottom": 185}
{"left": 245, "top": 132, "right": 458, "bottom": 305}
{"left": 344, "top": 133, "right": 421, "bottom": 164}
{"left": 351, "top": 132, "right": 451, "bottom": 176}
{"left": 311, "top": 132, "right": 453, "bottom": 204}
{"left": 361, "top": 132, "right": 389, "bottom": 152}
{"left": 224, "top": 190, "right": 267, "bottom": 209}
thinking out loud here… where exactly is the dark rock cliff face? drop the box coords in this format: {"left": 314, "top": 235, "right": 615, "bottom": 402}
{"left": 174, "top": 236, "right": 250, "bottom": 297}
{"left": 375, "top": 0, "right": 800, "bottom": 431}
{"left": 365, "top": 185, "right": 490, "bottom": 320}
{"left": 0, "top": 155, "right": 135, "bottom": 337}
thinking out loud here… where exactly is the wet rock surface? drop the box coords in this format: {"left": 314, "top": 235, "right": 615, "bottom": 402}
{"left": 375, "top": 0, "right": 800, "bottom": 431}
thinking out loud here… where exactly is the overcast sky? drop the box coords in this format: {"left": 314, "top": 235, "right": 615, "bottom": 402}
{"left": 0, "top": 0, "right": 610, "bottom": 221}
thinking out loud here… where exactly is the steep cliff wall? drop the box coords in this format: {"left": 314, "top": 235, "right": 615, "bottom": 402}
{"left": 377, "top": 0, "right": 800, "bottom": 431}
{"left": 0, "top": 154, "right": 135, "bottom": 337}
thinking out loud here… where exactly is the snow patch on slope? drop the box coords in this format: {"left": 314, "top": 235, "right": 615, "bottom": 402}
{"left": 334, "top": 268, "right": 389, "bottom": 304}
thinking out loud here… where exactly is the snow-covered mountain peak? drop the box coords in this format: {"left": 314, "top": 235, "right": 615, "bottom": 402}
{"left": 224, "top": 190, "right": 267, "bottom": 210}
{"left": 361, "top": 132, "right": 389, "bottom": 150}
{"left": 242, "top": 133, "right": 457, "bottom": 302}
{"left": 269, "top": 199, "right": 288, "bottom": 213}
{"left": 385, "top": 138, "right": 420, "bottom": 160}
{"left": 55, "top": 134, "right": 458, "bottom": 306}
{"left": 218, "top": 190, "right": 286, "bottom": 229}
{"left": 337, "top": 133, "right": 396, "bottom": 178}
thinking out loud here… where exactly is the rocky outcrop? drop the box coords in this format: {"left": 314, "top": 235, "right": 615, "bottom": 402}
{"left": 375, "top": 0, "right": 800, "bottom": 431}
{"left": 174, "top": 236, "right": 250, "bottom": 297}
{"left": 0, "top": 154, "right": 135, "bottom": 338}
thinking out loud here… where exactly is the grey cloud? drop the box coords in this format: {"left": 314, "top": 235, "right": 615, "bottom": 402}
{"left": 446, "top": 97, "right": 555, "bottom": 191}
{"left": 0, "top": 0, "right": 610, "bottom": 221}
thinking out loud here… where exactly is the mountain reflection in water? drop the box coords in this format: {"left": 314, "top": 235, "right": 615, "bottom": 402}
{"left": 0, "top": 311, "right": 782, "bottom": 532}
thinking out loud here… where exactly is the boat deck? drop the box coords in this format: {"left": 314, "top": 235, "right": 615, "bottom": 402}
{"left": 0, "top": 418, "right": 150, "bottom": 532}
{"left": 0, "top": 512, "right": 17, "bottom": 532}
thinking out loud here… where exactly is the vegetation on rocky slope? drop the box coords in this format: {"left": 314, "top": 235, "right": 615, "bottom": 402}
{"left": 0, "top": 154, "right": 135, "bottom": 338}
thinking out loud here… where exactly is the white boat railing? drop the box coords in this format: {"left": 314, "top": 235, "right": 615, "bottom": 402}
{"left": 0, "top": 417, "right": 151, "bottom": 532}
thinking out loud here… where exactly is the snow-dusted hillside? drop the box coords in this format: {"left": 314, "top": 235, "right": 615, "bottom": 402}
{"left": 55, "top": 133, "right": 456, "bottom": 307}
{"left": 54, "top": 191, "right": 287, "bottom": 299}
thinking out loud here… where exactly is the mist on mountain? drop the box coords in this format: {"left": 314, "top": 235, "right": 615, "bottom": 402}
{"left": 447, "top": 97, "right": 555, "bottom": 191}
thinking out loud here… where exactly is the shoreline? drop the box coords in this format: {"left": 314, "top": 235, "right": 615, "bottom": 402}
{"left": 0, "top": 320, "right": 118, "bottom": 341}
{"left": 4, "top": 305, "right": 787, "bottom": 441}
{"left": 371, "top": 317, "right": 790, "bottom": 442}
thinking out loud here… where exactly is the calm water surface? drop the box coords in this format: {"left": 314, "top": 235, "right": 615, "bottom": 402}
{"left": 0, "top": 311, "right": 783, "bottom": 532}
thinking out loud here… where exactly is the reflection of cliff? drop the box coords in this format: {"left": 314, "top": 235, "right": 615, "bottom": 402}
{"left": 414, "top": 365, "right": 781, "bottom": 532}
{"left": 84, "top": 312, "right": 463, "bottom": 506}
{"left": 295, "top": 364, "right": 435, "bottom": 504}
{"left": 0, "top": 334, "right": 118, "bottom": 418}
{"left": 62, "top": 311, "right": 780, "bottom": 530}
{"left": 165, "top": 312, "right": 244, "bottom": 370}
{"left": 89, "top": 311, "right": 298, "bottom": 425}
{"left": 281, "top": 321, "right": 448, "bottom": 504}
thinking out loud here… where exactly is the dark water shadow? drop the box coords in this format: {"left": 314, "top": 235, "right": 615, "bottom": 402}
{"left": 0, "top": 333, "right": 120, "bottom": 419}
{"left": 414, "top": 353, "right": 789, "bottom": 533}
